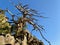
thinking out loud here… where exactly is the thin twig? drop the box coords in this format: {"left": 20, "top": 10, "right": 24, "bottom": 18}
{"left": 38, "top": 29, "right": 51, "bottom": 45}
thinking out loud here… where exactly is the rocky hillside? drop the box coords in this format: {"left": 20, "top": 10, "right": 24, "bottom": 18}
{"left": 0, "top": 30, "right": 44, "bottom": 45}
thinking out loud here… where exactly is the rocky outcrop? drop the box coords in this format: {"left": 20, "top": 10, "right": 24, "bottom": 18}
{"left": 5, "top": 34, "right": 15, "bottom": 45}
{"left": 0, "top": 30, "right": 44, "bottom": 45}
{"left": 0, "top": 34, "right": 15, "bottom": 45}
{"left": 14, "top": 30, "right": 44, "bottom": 45}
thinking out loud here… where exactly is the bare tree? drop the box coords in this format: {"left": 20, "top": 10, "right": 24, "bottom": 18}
{"left": 4, "top": 0, "right": 51, "bottom": 45}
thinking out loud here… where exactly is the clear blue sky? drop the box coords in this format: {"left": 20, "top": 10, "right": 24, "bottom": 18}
{"left": 0, "top": 0, "right": 60, "bottom": 45}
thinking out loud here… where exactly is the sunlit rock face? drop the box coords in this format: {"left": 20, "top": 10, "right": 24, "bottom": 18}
{"left": 21, "top": 35, "right": 27, "bottom": 45}
{"left": 0, "top": 30, "right": 44, "bottom": 45}
{"left": 15, "top": 42, "right": 20, "bottom": 45}
{"left": 15, "top": 30, "right": 44, "bottom": 45}
{"left": 0, "top": 34, "right": 15, "bottom": 45}
{"left": 5, "top": 34, "right": 15, "bottom": 45}
{"left": 0, "top": 35, "right": 5, "bottom": 45}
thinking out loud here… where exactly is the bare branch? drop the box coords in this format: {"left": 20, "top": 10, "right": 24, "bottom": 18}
{"left": 7, "top": 1, "right": 51, "bottom": 45}
{"left": 39, "top": 30, "right": 51, "bottom": 45}
{"left": 29, "top": 9, "right": 38, "bottom": 14}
